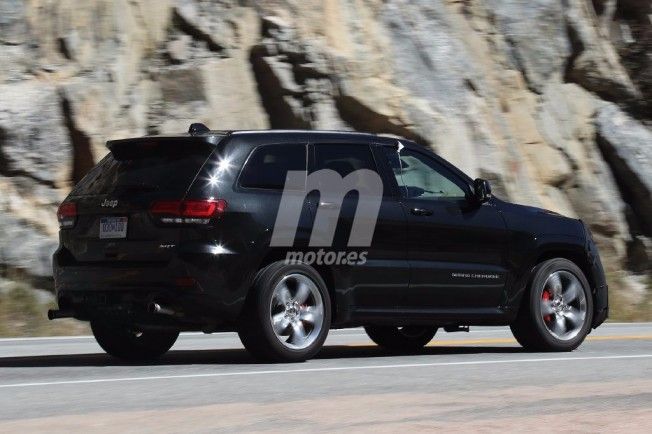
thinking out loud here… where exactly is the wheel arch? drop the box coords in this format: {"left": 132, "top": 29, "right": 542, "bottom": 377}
{"left": 509, "top": 238, "right": 593, "bottom": 315}
{"left": 534, "top": 249, "right": 594, "bottom": 290}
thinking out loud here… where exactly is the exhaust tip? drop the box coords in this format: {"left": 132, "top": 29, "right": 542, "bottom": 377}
{"left": 48, "top": 309, "right": 73, "bottom": 320}
{"left": 148, "top": 302, "right": 176, "bottom": 316}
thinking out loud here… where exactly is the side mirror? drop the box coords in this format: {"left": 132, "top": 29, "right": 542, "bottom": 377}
{"left": 473, "top": 178, "right": 492, "bottom": 203}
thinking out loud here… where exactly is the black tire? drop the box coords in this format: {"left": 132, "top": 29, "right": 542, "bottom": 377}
{"left": 511, "top": 258, "right": 593, "bottom": 352}
{"left": 364, "top": 325, "right": 437, "bottom": 352}
{"left": 238, "top": 261, "right": 332, "bottom": 363}
{"left": 91, "top": 321, "right": 179, "bottom": 362}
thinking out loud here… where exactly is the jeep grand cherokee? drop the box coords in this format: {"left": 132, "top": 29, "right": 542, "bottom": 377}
{"left": 50, "top": 124, "right": 608, "bottom": 362}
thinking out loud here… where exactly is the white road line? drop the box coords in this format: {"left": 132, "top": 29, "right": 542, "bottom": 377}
{"left": 0, "top": 354, "right": 650, "bottom": 390}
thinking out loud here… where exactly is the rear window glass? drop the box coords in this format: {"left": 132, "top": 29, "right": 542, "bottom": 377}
{"left": 72, "top": 141, "right": 214, "bottom": 196}
{"left": 239, "top": 144, "right": 306, "bottom": 190}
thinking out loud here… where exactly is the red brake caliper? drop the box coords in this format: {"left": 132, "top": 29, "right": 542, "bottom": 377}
{"left": 542, "top": 289, "right": 552, "bottom": 323}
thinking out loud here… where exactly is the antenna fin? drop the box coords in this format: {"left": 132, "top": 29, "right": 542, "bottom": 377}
{"left": 188, "top": 123, "right": 210, "bottom": 136}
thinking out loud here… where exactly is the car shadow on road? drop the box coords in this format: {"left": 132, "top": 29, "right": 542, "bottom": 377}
{"left": 0, "top": 345, "right": 526, "bottom": 368}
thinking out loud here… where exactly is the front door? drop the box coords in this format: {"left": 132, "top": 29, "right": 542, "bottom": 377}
{"left": 380, "top": 146, "right": 508, "bottom": 312}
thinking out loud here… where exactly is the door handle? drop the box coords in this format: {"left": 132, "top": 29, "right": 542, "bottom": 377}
{"left": 319, "top": 201, "right": 340, "bottom": 209}
{"left": 411, "top": 207, "right": 433, "bottom": 216}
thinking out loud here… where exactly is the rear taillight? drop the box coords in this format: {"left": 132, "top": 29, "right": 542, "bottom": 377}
{"left": 57, "top": 202, "right": 77, "bottom": 229}
{"left": 150, "top": 199, "right": 227, "bottom": 224}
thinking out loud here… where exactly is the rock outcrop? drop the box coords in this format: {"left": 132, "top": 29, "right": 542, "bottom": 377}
{"left": 0, "top": 0, "right": 650, "bottom": 298}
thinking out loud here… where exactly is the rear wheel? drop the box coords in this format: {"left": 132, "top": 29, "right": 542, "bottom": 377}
{"left": 364, "top": 326, "right": 437, "bottom": 352}
{"left": 511, "top": 258, "right": 593, "bottom": 352}
{"left": 238, "top": 261, "right": 331, "bottom": 362}
{"left": 91, "top": 321, "right": 179, "bottom": 362}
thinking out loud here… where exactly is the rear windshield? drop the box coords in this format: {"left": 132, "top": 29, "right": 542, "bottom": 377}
{"left": 72, "top": 140, "right": 214, "bottom": 196}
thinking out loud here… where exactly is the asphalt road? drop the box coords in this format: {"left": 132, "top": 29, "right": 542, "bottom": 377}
{"left": 0, "top": 322, "right": 650, "bottom": 433}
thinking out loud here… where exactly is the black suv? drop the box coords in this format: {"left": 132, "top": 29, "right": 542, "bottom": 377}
{"left": 50, "top": 124, "right": 608, "bottom": 362}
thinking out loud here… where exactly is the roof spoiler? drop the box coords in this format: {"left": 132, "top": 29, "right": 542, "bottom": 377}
{"left": 106, "top": 135, "right": 222, "bottom": 161}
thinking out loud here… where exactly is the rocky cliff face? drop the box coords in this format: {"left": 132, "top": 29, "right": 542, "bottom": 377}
{"left": 0, "top": 0, "right": 650, "bottom": 304}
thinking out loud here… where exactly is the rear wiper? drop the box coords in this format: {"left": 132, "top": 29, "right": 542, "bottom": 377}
{"left": 115, "top": 183, "right": 159, "bottom": 192}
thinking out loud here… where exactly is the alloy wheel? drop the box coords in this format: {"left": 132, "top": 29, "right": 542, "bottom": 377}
{"left": 540, "top": 270, "right": 587, "bottom": 340}
{"left": 269, "top": 273, "right": 325, "bottom": 350}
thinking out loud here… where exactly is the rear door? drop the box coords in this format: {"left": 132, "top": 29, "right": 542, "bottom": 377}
{"left": 380, "top": 146, "right": 508, "bottom": 311}
{"left": 309, "top": 142, "right": 409, "bottom": 311}
{"left": 64, "top": 138, "right": 216, "bottom": 264}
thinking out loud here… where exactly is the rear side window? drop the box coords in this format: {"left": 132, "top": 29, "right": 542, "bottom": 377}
{"left": 313, "top": 144, "right": 377, "bottom": 176}
{"left": 72, "top": 141, "right": 214, "bottom": 196}
{"left": 239, "top": 144, "right": 306, "bottom": 190}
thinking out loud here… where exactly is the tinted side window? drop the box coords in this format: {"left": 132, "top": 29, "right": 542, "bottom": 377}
{"left": 239, "top": 144, "right": 306, "bottom": 190}
{"left": 313, "top": 144, "right": 377, "bottom": 175}
{"left": 382, "top": 147, "right": 466, "bottom": 200}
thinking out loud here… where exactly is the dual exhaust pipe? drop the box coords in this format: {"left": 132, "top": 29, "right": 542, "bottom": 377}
{"left": 48, "top": 302, "right": 178, "bottom": 320}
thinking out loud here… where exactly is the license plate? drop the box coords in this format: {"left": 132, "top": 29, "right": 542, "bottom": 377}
{"left": 99, "top": 217, "right": 128, "bottom": 239}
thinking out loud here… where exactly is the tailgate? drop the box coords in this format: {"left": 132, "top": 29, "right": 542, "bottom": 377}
{"left": 61, "top": 137, "right": 216, "bottom": 264}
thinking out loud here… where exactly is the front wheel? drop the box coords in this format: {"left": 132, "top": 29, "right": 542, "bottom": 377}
{"left": 91, "top": 321, "right": 179, "bottom": 362}
{"left": 511, "top": 258, "right": 593, "bottom": 352}
{"left": 364, "top": 326, "right": 437, "bottom": 352}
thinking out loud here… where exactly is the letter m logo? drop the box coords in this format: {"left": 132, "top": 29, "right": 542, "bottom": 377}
{"left": 270, "top": 169, "right": 383, "bottom": 247}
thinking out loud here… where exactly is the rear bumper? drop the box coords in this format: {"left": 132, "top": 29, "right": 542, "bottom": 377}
{"left": 54, "top": 289, "right": 221, "bottom": 330}
{"left": 52, "top": 242, "right": 258, "bottom": 327}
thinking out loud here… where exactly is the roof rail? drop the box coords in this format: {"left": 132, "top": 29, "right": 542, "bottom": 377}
{"left": 188, "top": 123, "right": 210, "bottom": 136}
